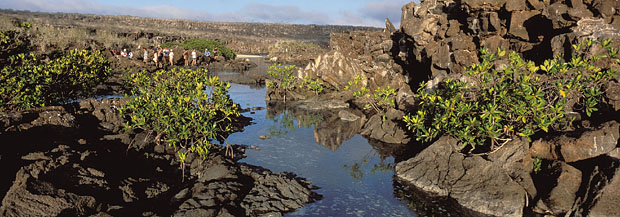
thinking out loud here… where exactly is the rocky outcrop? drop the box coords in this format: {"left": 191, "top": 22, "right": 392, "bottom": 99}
{"left": 360, "top": 108, "right": 411, "bottom": 144}
{"left": 296, "top": 31, "right": 411, "bottom": 104}
{"left": 396, "top": 0, "right": 620, "bottom": 80}
{"left": 530, "top": 121, "right": 619, "bottom": 162}
{"left": 395, "top": 136, "right": 527, "bottom": 217}
{"left": 0, "top": 99, "right": 320, "bottom": 217}
{"left": 536, "top": 162, "right": 582, "bottom": 215}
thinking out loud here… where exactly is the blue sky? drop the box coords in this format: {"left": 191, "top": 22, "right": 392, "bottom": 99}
{"left": 0, "top": 0, "right": 414, "bottom": 27}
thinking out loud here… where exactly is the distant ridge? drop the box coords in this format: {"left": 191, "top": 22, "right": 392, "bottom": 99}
{"left": 0, "top": 9, "right": 381, "bottom": 54}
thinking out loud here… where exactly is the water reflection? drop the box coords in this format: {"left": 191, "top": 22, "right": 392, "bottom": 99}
{"left": 266, "top": 102, "right": 366, "bottom": 151}
{"left": 342, "top": 149, "right": 394, "bottom": 180}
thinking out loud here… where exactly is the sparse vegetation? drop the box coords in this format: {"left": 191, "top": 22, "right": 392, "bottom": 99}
{"left": 266, "top": 64, "right": 298, "bottom": 102}
{"left": 345, "top": 74, "right": 397, "bottom": 121}
{"left": 300, "top": 75, "right": 325, "bottom": 95}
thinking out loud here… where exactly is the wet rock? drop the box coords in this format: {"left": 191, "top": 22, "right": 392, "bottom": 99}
{"left": 396, "top": 136, "right": 526, "bottom": 217}
{"left": 530, "top": 121, "right": 619, "bottom": 162}
{"left": 361, "top": 109, "right": 410, "bottom": 144}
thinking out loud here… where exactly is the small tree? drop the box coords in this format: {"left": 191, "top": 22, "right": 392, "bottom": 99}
{"left": 266, "top": 64, "right": 297, "bottom": 102}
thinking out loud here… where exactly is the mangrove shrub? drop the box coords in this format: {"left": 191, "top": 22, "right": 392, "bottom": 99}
{"left": 0, "top": 49, "right": 111, "bottom": 111}
{"left": 404, "top": 39, "right": 619, "bottom": 152}
{"left": 120, "top": 68, "right": 240, "bottom": 176}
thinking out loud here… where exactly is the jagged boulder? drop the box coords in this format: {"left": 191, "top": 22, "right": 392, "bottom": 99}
{"left": 360, "top": 108, "right": 410, "bottom": 144}
{"left": 535, "top": 162, "right": 582, "bottom": 215}
{"left": 395, "top": 136, "right": 527, "bottom": 217}
{"left": 397, "top": 0, "right": 620, "bottom": 80}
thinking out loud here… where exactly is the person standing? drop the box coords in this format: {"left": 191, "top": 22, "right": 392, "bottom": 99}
{"left": 163, "top": 47, "right": 169, "bottom": 66}
{"left": 157, "top": 45, "right": 163, "bottom": 68}
{"left": 169, "top": 50, "right": 175, "bottom": 66}
{"left": 153, "top": 49, "right": 159, "bottom": 68}
{"left": 143, "top": 48, "right": 148, "bottom": 63}
{"left": 183, "top": 49, "right": 189, "bottom": 66}
{"left": 191, "top": 48, "right": 197, "bottom": 66}
{"left": 204, "top": 49, "right": 211, "bottom": 64}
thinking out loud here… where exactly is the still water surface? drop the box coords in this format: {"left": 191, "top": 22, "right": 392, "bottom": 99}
{"left": 225, "top": 83, "right": 416, "bottom": 217}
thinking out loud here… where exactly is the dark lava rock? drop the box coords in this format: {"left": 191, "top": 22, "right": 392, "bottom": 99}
{"left": 487, "top": 137, "right": 537, "bottom": 199}
{"left": 536, "top": 162, "right": 582, "bottom": 215}
{"left": 508, "top": 11, "right": 540, "bottom": 41}
{"left": 589, "top": 164, "right": 620, "bottom": 216}
{"left": 606, "top": 79, "right": 620, "bottom": 112}
{"left": 530, "top": 121, "right": 619, "bottom": 162}
{"left": 395, "top": 136, "right": 526, "bottom": 217}
{"left": 0, "top": 99, "right": 321, "bottom": 217}
{"left": 174, "top": 153, "right": 320, "bottom": 217}
{"left": 361, "top": 109, "right": 410, "bottom": 144}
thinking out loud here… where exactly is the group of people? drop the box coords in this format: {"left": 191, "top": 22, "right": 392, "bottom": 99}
{"left": 119, "top": 49, "right": 133, "bottom": 59}
{"left": 139, "top": 45, "right": 220, "bottom": 68}
{"left": 114, "top": 45, "right": 221, "bottom": 69}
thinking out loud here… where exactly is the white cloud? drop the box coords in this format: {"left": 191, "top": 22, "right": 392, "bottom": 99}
{"left": 241, "top": 2, "right": 330, "bottom": 24}
{"left": 358, "top": 0, "right": 408, "bottom": 26}
{"left": 331, "top": 10, "right": 385, "bottom": 27}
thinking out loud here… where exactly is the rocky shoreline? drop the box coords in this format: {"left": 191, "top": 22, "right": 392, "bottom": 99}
{"left": 0, "top": 99, "right": 320, "bottom": 217}
{"left": 264, "top": 0, "right": 620, "bottom": 216}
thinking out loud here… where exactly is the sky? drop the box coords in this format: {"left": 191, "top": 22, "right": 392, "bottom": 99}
{"left": 0, "top": 0, "right": 414, "bottom": 27}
